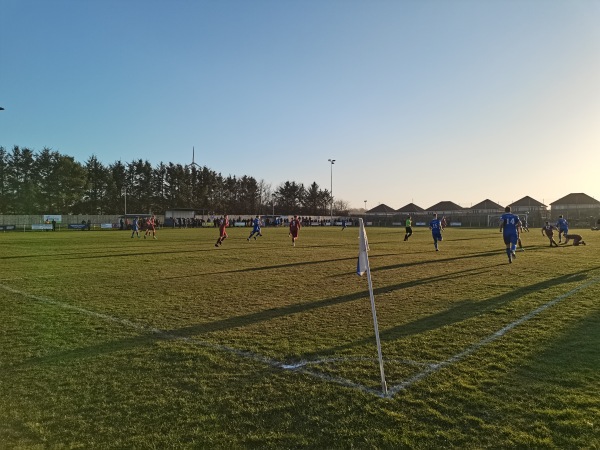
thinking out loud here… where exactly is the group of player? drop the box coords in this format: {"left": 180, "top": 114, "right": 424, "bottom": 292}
{"left": 134, "top": 209, "right": 587, "bottom": 261}
{"left": 401, "top": 208, "right": 587, "bottom": 264}
{"left": 500, "top": 209, "right": 587, "bottom": 263}
{"left": 214, "top": 214, "right": 302, "bottom": 247}
{"left": 540, "top": 215, "right": 586, "bottom": 247}
{"left": 130, "top": 215, "right": 157, "bottom": 240}
{"left": 403, "top": 214, "right": 446, "bottom": 250}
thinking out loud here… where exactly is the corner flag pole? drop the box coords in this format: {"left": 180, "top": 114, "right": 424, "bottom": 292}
{"left": 357, "top": 218, "right": 388, "bottom": 396}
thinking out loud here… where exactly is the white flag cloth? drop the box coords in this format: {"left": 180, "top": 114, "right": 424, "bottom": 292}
{"left": 357, "top": 218, "right": 369, "bottom": 276}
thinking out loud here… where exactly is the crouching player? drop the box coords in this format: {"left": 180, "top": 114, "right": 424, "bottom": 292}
{"left": 562, "top": 233, "right": 586, "bottom": 246}
{"left": 500, "top": 206, "right": 521, "bottom": 263}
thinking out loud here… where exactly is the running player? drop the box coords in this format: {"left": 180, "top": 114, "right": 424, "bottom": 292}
{"left": 404, "top": 215, "right": 413, "bottom": 241}
{"left": 247, "top": 215, "right": 262, "bottom": 241}
{"left": 215, "top": 215, "right": 229, "bottom": 247}
{"left": 517, "top": 226, "right": 524, "bottom": 251}
{"left": 556, "top": 215, "right": 569, "bottom": 243}
{"left": 499, "top": 206, "right": 521, "bottom": 263}
{"left": 562, "top": 233, "right": 586, "bottom": 246}
{"left": 429, "top": 214, "right": 443, "bottom": 251}
{"left": 289, "top": 215, "right": 301, "bottom": 247}
{"left": 541, "top": 221, "right": 559, "bottom": 247}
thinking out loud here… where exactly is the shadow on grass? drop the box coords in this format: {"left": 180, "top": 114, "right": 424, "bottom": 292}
{"left": 298, "top": 268, "right": 600, "bottom": 361}
{"left": 371, "top": 249, "right": 501, "bottom": 273}
{"left": 9, "top": 266, "right": 600, "bottom": 371}
{"left": 0, "top": 241, "right": 368, "bottom": 262}
{"left": 9, "top": 265, "right": 494, "bottom": 369}
{"left": 163, "top": 247, "right": 518, "bottom": 280}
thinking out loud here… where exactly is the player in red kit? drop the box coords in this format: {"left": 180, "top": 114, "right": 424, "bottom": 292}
{"left": 215, "top": 215, "right": 229, "bottom": 247}
{"left": 289, "top": 215, "right": 301, "bottom": 247}
{"left": 541, "top": 221, "right": 559, "bottom": 247}
{"left": 144, "top": 215, "right": 157, "bottom": 239}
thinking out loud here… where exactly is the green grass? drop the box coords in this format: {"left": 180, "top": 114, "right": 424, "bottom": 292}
{"left": 1, "top": 226, "right": 599, "bottom": 448}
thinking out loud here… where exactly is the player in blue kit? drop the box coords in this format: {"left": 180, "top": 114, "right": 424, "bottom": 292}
{"left": 429, "top": 214, "right": 443, "bottom": 251}
{"left": 556, "top": 215, "right": 569, "bottom": 243}
{"left": 247, "top": 215, "right": 263, "bottom": 241}
{"left": 131, "top": 217, "right": 141, "bottom": 239}
{"left": 499, "top": 206, "right": 522, "bottom": 263}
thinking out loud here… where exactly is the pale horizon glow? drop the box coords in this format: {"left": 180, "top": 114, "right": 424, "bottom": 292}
{"left": 1, "top": 0, "right": 599, "bottom": 210}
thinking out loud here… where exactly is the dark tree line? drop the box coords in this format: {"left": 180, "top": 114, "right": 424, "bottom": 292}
{"left": 0, "top": 146, "right": 339, "bottom": 216}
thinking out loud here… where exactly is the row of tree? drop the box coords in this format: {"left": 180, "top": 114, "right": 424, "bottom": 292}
{"left": 0, "top": 146, "right": 349, "bottom": 216}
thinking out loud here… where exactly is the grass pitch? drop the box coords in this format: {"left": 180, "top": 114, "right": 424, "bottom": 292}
{"left": 1, "top": 226, "right": 599, "bottom": 448}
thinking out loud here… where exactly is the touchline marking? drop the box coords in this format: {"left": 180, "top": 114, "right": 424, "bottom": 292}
{"left": 2, "top": 275, "right": 599, "bottom": 399}
{"left": 387, "top": 275, "right": 600, "bottom": 396}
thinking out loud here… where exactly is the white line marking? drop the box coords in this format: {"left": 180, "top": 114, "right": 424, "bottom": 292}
{"left": 0, "top": 284, "right": 379, "bottom": 395}
{"left": 2, "top": 275, "right": 599, "bottom": 399}
{"left": 387, "top": 275, "right": 600, "bottom": 396}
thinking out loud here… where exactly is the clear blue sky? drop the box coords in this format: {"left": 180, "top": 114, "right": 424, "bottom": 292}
{"left": 2, "top": 0, "right": 599, "bottom": 209}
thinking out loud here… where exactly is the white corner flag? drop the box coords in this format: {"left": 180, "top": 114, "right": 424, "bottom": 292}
{"left": 357, "top": 219, "right": 388, "bottom": 396}
{"left": 357, "top": 218, "right": 369, "bottom": 276}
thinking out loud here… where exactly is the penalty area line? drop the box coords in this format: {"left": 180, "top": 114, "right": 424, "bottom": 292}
{"left": 387, "top": 275, "right": 600, "bottom": 397}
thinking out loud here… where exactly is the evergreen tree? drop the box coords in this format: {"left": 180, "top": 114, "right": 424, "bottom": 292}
{"left": 82, "top": 155, "right": 109, "bottom": 214}
{"left": 7, "top": 146, "right": 37, "bottom": 214}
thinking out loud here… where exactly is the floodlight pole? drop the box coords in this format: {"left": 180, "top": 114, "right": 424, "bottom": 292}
{"left": 121, "top": 187, "right": 127, "bottom": 218}
{"left": 328, "top": 159, "right": 335, "bottom": 225}
{"left": 364, "top": 200, "right": 367, "bottom": 213}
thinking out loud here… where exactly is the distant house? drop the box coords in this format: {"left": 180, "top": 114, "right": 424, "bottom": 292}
{"left": 366, "top": 204, "right": 397, "bottom": 215}
{"left": 469, "top": 199, "right": 504, "bottom": 227}
{"left": 507, "top": 196, "right": 547, "bottom": 227}
{"left": 470, "top": 199, "right": 503, "bottom": 214}
{"left": 550, "top": 193, "right": 600, "bottom": 221}
{"left": 396, "top": 203, "right": 425, "bottom": 214}
{"left": 508, "top": 196, "right": 547, "bottom": 214}
{"left": 426, "top": 201, "right": 465, "bottom": 215}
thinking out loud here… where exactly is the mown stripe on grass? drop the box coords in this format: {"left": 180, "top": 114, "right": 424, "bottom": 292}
{"left": 386, "top": 275, "right": 600, "bottom": 396}
{"left": 3, "top": 274, "right": 598, "bottom": 399}
{"left": 0, "top": 283, "right": 382, "bottom": 397}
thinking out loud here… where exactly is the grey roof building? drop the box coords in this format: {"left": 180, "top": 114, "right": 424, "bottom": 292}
{"left": 396, "top": 203, "right": 425, "bottom": 213}
{"left": 470, "top": 199, "right": 504, "bottom": 213}
{"left": 426, "top": 201, "right": 464, "bottom": 214}
{"left": 508, "top": 196, "right": 547, "bottom": 213}
{"left": 549, "top": 193, "right": 600, "bottom": 220}
{"left": 366, "top": 204, "right": 397, "bottom": 215}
